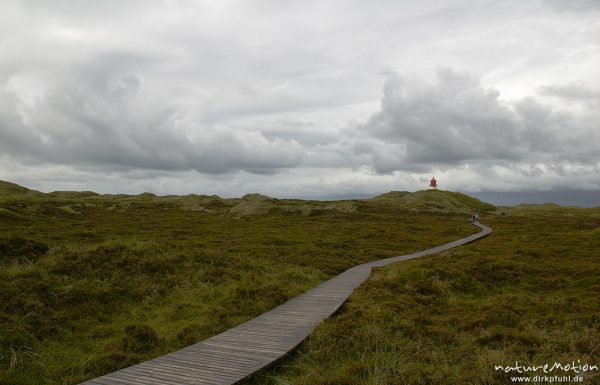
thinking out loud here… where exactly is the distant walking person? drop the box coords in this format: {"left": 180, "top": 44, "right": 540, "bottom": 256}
{"left": 471, "top": 212, "right": 476, "bottom": 222}
{"left": 475, "top": 212, "right": 480, "bottom": 222}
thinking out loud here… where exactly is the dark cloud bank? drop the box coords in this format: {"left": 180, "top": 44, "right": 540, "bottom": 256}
{"left": 470, "top": 190, "right": 600, "bottom": 208}
{"left": 0, "top": 67, "right": 303, "bottom": 175}
{"left": 354, "top": 70, "right": 599, "bottom": 173}
{"left": 2, "top": 67, "right": 600, "bottom": 206}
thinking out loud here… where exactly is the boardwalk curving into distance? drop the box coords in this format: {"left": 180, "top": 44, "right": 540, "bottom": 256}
{"left": 82, "top": 222, "right": 491, "bottom": 385}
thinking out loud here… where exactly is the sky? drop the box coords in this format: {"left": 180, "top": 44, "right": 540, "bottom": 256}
{"left": 1, "top": 0, "right": 599, "bottom": 205}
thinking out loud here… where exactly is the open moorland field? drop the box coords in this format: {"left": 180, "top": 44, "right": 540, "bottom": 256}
{"left": 244, "top": 205, "right": 600, "bottom": 385}
{"left": 0, "top": 181, "right": 492, "bottom": 385}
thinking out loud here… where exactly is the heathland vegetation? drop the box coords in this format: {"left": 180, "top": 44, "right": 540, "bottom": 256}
{"left": 244, "top": 205, "right": 600, "bottom": 385}
{"left": 1, "top": 180, "right": 487, "bottom": 384}
{"left": 2, "top": 180, "right": 598, "bottom": 385}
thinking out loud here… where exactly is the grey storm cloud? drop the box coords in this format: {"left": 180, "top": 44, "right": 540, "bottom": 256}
{"left": 544, "top": 0, "right": 600, "bottom": 12}
{"left": 0, "top": 62, "right": 304, "bottom": 174}
{"left": 539, "top": 82, "right": 599, "bottom": 101}
{"left": 352, "top": 70, "right": 600, "bottom": 174}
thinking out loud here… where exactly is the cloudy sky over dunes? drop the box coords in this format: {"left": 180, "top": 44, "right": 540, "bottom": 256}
{"left": 1, "top": 0, "right": 599, "bottom": 203}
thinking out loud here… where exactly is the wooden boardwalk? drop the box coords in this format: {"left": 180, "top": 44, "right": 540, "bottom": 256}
{"left": 81, "top": 222, "right": 491, "bottom": 385}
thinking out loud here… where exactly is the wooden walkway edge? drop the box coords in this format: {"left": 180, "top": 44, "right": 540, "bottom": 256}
{"left": 81, "top": 222, "right": 492, "bottom": 385}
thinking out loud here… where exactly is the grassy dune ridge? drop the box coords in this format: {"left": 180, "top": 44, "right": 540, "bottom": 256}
{"left": 0, "top": 182, "right": 485, "bottom": 384}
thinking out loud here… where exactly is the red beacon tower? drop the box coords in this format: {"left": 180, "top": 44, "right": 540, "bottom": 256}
{"left": 429, "top": 176, "right": 437, "bottom": 189}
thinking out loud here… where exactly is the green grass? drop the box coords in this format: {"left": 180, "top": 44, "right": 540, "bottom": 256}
{"left": 243, "top": 206, "right": 600, "bottom": 385}
{"left": 0, "top": 184, "right": 483, "bottom": 384}
{"left": 373, "top": 189, "right": 496, "bottom": 213}
{"left": 9, "top": 181, "right": 595, "bottom": 385}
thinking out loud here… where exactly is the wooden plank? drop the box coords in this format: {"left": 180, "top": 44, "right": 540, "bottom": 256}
{"left": 80, "top": 223, "right": 491, "bottom": 385}
{"left": 91, "top": 371, "right": 166, "bottom": 385}
{"left": 149, "top": 361, "right": 260, "bottom": 380}
{"left": 155, "top": 355, "right": 262, "bottom": 373}
{"left": 105, "top": 367, "right": 203, "bottom": 385}
{"left": 182, "top": 345, "right": 276, "bottom": 362}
